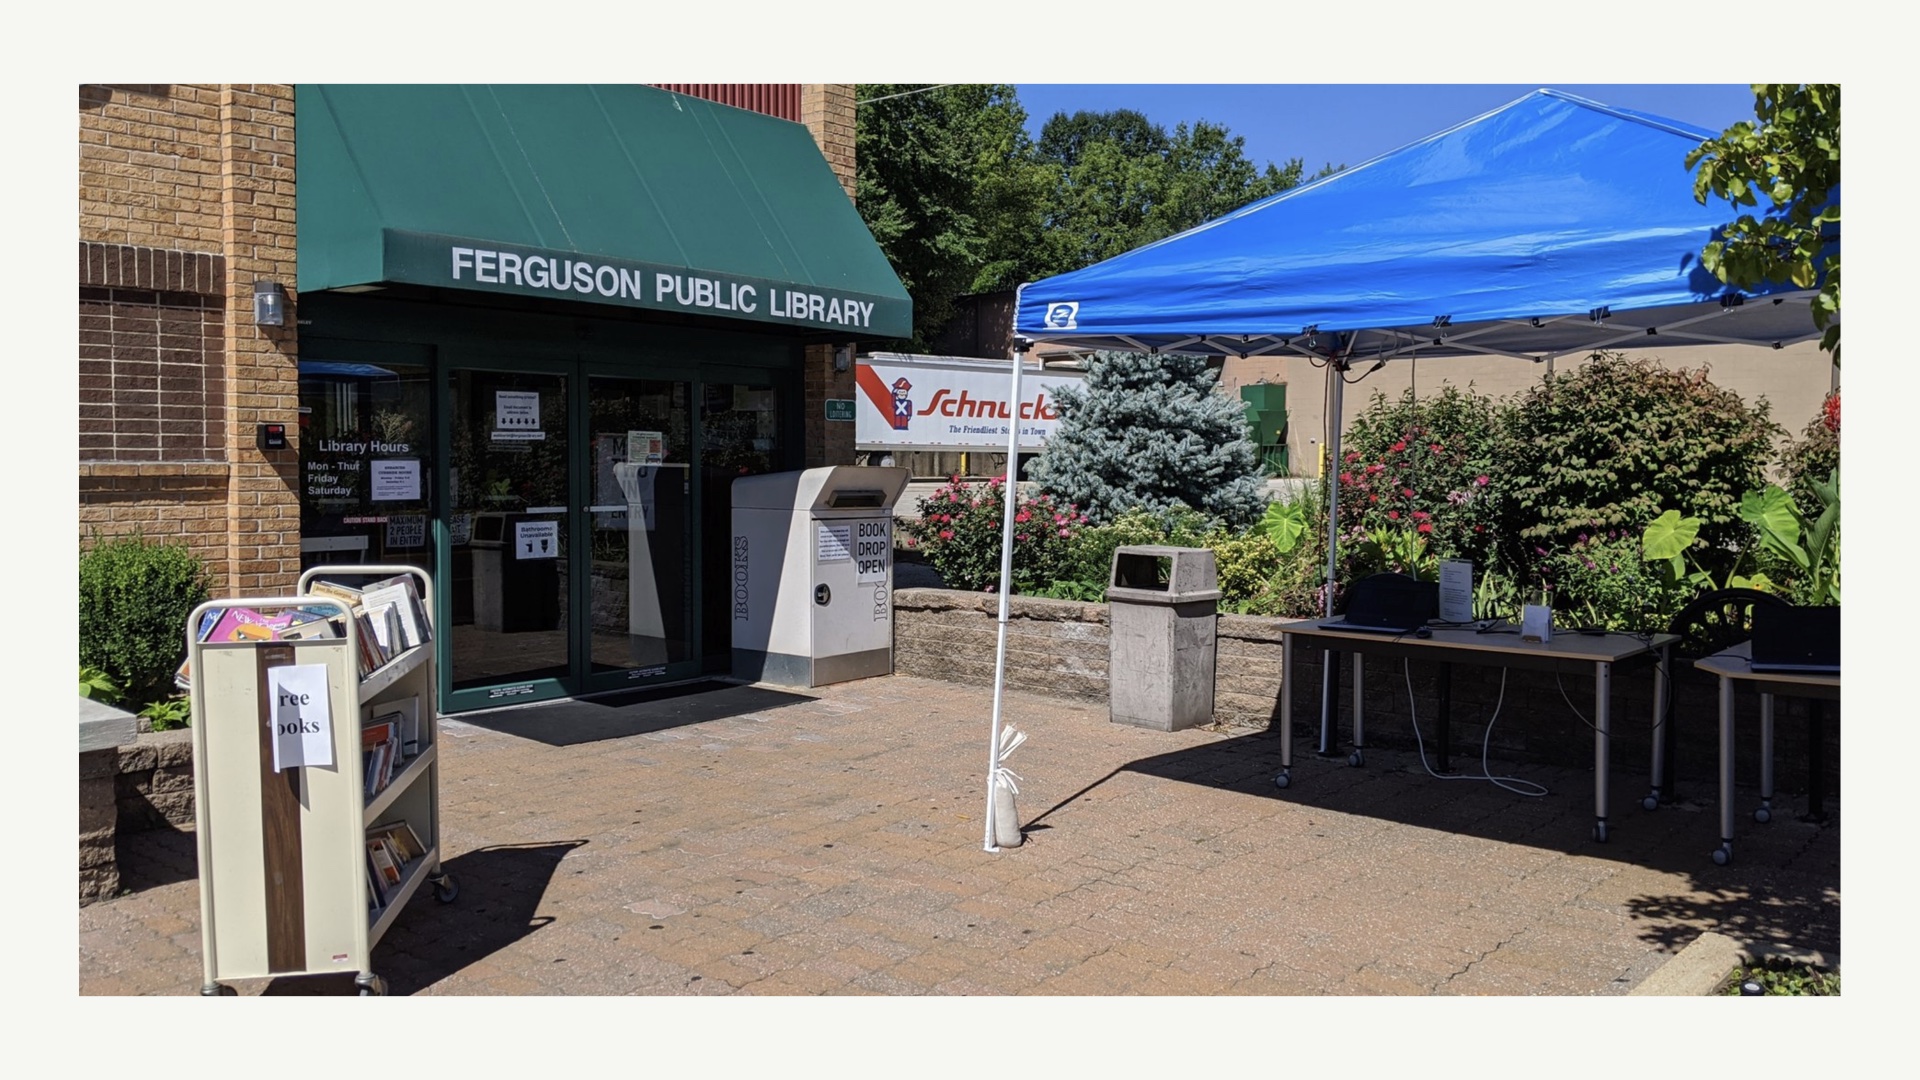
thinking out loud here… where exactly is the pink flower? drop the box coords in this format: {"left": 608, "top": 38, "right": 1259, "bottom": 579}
{"left": 1391, "top": 440, "right": 1407, "bottom": 453}
{"left": 1387, "top": 510, "right": 1400, "bottom": 521}
{"left": 1015, "top": 510, "right": 1031, "bottom": 523}
{"left": 1017, "top": 534, "right": 1029, "bottom": 542}
{"left": 1475, "top": 475, "right": 1490, "bottom": 487}
{"left": 1058, "top": 528, "right": 1070, "bottom": 537}
{"left": 1430, "top": 443, "right": 1443, "bottom": 454}
{"left": 1417, "top": 523, "right": 1433, "bottom": 534}
{"left": 939, "top": 529, "right": 954, "bottom": 540}
{"left": 1339, "top": 472, "right": 1354, "bottom": 484}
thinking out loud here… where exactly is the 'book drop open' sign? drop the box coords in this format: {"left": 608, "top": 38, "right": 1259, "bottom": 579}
{"left": 267, "top": 663, "right": 334, "bottom": 772}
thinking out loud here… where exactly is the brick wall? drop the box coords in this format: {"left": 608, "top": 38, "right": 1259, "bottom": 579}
{"left": 802, "top": 84, "right": 856, "bottom": 201}
{"left": 78, "top": 84, "right": 300, "bottom": 596}
{"left": 892, "top": 588, "right": 1841, "bottom": 796}
{"left": 799, "top": 84, "right": 860, "bottom": 468}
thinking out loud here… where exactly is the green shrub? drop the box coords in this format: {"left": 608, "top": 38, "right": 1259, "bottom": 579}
{"left": 901, "top": 478, "right": 1087, "bottom": 593}
{"left": 1494, "top": 352, "right": 1781, "bottom": 589}
{"left": 78, "top": 534, "right": 211, "bottom": 704}
{"left": 79, "top": 665, "right": 122, "bottom": 706}
{"left": 1539, "top": 530, "right": 1687, "bottom": 632}
{"left": 139, "top": 697, "right": 193, "bottom": 732}
{"left": 1780, "top": 389, "right": 1840, "bottom": 522}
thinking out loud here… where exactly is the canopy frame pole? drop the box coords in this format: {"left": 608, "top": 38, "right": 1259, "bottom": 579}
{"left": 1319, "top": 337, "right": 1355, "bottom": 755}
{"left": 984, "top": 335, "right": 1031, "bottom": 852}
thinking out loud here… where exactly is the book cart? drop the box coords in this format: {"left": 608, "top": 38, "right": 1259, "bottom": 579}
{"left": 187, "top": 565, "right": 455, "bottom": 996}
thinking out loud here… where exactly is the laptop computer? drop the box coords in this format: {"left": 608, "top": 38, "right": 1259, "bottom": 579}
{"left": 1748, "top": 604, "right": 1840, "bottom": 674}
{"left": 1319, "top": 573, "right": 1438, "bottom": 635}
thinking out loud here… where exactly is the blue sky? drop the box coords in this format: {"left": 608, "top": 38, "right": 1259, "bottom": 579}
{"left": 1011, "top": 84, "right": 1757, "bottom": 174}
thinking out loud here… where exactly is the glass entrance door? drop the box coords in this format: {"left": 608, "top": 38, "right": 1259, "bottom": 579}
{"left": 445, "top": 366, "right": 574, "bottom": 705}
{"left": 583, "top": 374, "right": 696, "bottom": 691}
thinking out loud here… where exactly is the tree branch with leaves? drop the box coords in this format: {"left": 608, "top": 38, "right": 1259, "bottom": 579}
{"left": 1686, "top": 84, "right": 1840, "bottom": 361}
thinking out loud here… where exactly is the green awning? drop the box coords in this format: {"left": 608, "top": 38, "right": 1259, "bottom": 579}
{"left": 296, "top": 85, "right": 910, "bottom": 338}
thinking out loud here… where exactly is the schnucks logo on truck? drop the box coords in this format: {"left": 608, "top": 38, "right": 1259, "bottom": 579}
{"left": 854, "top": 355, "right": 1086, "bottom": 451}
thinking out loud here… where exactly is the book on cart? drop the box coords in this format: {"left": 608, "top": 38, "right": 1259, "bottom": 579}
{"left": 364, "top": 696, "right": 423, "bottom": 758}
{"left": 370, "top": 820, "right": 427, "bottom": 864}
{"left": 361, "top": 575, "right": 433, "bottom": 651}
{"left": 361, "top": 719, "right": 400, "bottom": 797}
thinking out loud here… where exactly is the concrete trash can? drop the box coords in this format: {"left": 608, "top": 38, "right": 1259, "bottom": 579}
{"left": 1107, "top": 545, "right": 1220, "bottom": 731}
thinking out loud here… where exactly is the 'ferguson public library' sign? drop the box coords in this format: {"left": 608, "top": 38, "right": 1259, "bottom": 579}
{"left": 379, "top": 230, "right": 909, "bottom": 336}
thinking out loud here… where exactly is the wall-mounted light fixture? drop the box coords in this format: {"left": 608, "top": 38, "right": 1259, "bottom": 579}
{"left": 833, "top": 344, "right": 854, "bottom": 372}
{"left": 253, "top": 280, "right": 288, "bottom": 327}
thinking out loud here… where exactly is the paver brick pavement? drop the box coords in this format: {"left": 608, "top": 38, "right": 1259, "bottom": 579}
{"left": 78, "top": 674, "right": 1839, "bottom": 996}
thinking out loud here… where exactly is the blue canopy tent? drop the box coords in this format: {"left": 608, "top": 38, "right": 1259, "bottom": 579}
{"left": 970, "top": 89, "right": 1831, "bottom": 850}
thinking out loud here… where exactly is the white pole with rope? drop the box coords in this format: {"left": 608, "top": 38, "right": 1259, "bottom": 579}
{"left": 983, "top": 333, "right": 1030, "bottom": 852}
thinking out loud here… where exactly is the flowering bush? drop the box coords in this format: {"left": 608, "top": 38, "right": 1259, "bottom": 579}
{"left": 1335, "top": 385, "right": 1504, "bottom": 582}
{"left": 901, "top": 477, "right": 1088, "bottom": 593}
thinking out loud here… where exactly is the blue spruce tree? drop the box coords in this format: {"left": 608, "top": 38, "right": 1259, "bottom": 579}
{"left": 1030, "top": 350, "right": 1268, "bottom": 527}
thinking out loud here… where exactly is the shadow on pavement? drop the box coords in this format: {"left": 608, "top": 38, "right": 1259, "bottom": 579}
{"left": 1049, "top": 726, "right": 1840, "bottom": 958}
{"left": 114, "top": 825, "right": 201, "bottom": 892}
{"left": 257, "top": 840, "right": 586, "bottom": 996}
{"left": 447, "top": 681, "right": 814, "bottom": 747}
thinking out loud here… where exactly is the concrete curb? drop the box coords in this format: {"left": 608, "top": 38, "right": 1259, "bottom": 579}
{"left": 1629, "top": 932, "right": 1841, "bottom": 996}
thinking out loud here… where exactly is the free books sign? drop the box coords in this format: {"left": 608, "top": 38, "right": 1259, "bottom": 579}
{"left": 854, "top": 354, "right": 1084, "bottom": 452}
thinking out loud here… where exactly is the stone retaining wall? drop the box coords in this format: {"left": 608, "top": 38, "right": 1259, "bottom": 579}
{"left": 892, "top": 587, "right": 1841, "bottom": 794}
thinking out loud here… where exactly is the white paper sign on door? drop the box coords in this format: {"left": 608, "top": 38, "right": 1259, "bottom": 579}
{"left": 370, "top": 459, "right": 421, "bottom": 501}
{"left": 516, "top": 520, "right": 560, "bottom": 560}
{"left": 496, "top": 391, "right": 541, "bottom": 432}
{"left": 267, "top": 664, "right": 334, "bottom": 773}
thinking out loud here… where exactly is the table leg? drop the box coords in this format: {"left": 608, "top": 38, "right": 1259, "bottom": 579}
{"left": 1350, "top": 654, "right": 1366, "bottom": 767}
{"left": 1803, "top": 698, "right": 1828, "bottom": 824}
{"left": 1645, "top": 643, "right": 1670, "bottom": 811}
{"left": 1757, "top": 692, "right": 1775, "bottom": 824}
{"left": 1593, "top": 661, "right": 1611, "bottom": 843}
{"left": 1437, "top": 662, "right": 1454, "bottom": 774}
{"left": 1276, "top": 632, "right": 1293, "bottom": 788}
{"left": 1318, "top": 649, "right": 1340, "bottom": 756}
{"left": 1714, "top": 675, "right": 1735, "bottom": 865}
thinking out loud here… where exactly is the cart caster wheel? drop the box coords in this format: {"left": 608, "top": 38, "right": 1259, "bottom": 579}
{"left": 433, "top": 876, "right": 459, "bottom": 903}
{"left": 1753, "top": 805, "right": 1772, "bottom": 825}
{"left": 1348, "top": 751, "right": 1364, "bottom": 768}
{"left": 1592, "top": 821, "right": 1609, "bottom": 843}
{"left": 357, "top": 975, "right": 387, "bottom": 997}
{"left": 200, "top": 983, "right": 235, "bottom": 996}
{"left": 1273, "top": 771, "right": 1291, "bottom": 790}
{"left": 1712, "top": 846, "right": 1731, "bottom": 866}
{"left": 1642, "top": 793, "right": 1660, "bottom": 812}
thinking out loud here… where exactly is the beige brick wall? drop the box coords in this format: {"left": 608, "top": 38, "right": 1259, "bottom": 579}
{"left": 801, "top": 84, "right": 856, "bottom": 200}
{"left": 800, "top": 84, "right": 860, "bottom": 468}
{"left": 78, "top": 84, "right": 300, "bottom": 597}
{"left": 80, "top": 84, "right": 226, "bottom": 251}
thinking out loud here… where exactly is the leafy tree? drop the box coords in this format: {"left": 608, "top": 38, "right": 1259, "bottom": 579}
{"left": 1686, "top": 84, "right": 1840, "bottom": 360}
{"left": 854, "top": 90, "right": 1316, "bottom": 348}
{"left": 1030, "top": 350, "right": 1267, "bottom": 528}
{"left": 1032, "top": 111, "right": 1303, "bottom": 278}
{"left": 855, "top": 84, "right": 1050, "bottom": 348}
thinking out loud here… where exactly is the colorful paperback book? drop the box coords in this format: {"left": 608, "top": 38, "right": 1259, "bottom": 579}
{"left": 202, "top": 607, "right": 297, "bottom": 643}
